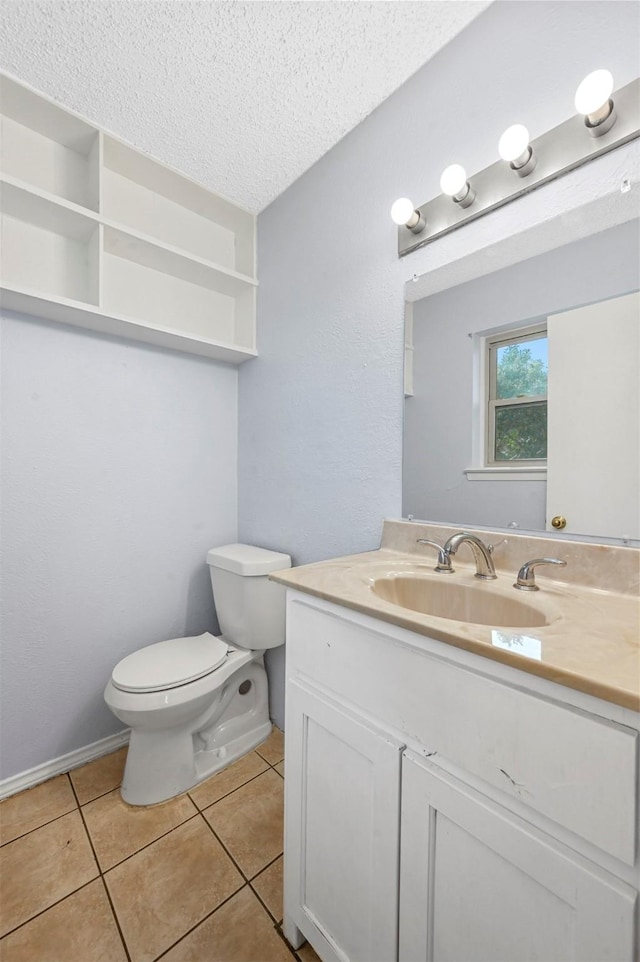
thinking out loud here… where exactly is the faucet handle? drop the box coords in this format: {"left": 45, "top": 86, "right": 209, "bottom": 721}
{"left": 514, "top": 558, "right": 567, "bottom": 591}
{"left": 486, "top": 538, "right": 508, "bottom": 554}
{"left": 416, "top": 539, "right": 453, "bottom": 573}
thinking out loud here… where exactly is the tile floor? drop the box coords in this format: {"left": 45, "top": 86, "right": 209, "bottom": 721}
{"left": 0, "top": 729, "right": 321, "bottom": 962}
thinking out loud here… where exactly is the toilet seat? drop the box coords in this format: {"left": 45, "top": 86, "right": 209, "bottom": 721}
{"left": 111, "top": 632, "right": 229, "bottom": 693}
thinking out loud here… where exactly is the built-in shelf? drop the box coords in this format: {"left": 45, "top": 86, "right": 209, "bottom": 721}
{"left": 1, "top": 178, "right": 100, "bottom": 305}
{"left": 1, "top": 285, "right": 257, "bottom": 364}
{"left": 1, "top": 76, "right": 100, "bottom": 211}
{"left": 0, "top": 73, "right": 257, "bottom": 363}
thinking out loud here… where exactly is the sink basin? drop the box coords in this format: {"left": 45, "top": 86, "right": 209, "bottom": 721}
{"left": 372, "top": 575, "right": 548, "bottom": 628}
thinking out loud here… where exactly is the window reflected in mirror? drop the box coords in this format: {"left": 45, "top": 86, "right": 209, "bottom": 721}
{"left": 488, "top": 328, "right": 548, "bottom": 464}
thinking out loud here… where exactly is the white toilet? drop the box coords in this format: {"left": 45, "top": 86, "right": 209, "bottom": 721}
{"left": 104, "top": 544, "right": 291, "bottom": 806}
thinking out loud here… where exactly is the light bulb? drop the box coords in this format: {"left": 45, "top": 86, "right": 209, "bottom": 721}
{"left": 498, "top": 124, "right": 536, "bottom": 177}
{"left": 498, "top": 124, "right": 530, "bottom": 163}
{"left": 574, "top": 69, "right": 614, "bottom": 117}
{"left": 391, "top": 198, "right": 416, "bottom": 225}
{"left": 440, "top": 164, "right": 475, "bottom": 208}
{"left": 390, "top": 197, "right": 425, "bottom": 234}
{"left": 440, "top": 164, "right": 468, "bottom": 197}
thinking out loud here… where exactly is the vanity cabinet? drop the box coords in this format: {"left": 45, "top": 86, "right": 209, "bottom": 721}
{"left": 283, "top": 591, "right": 639, "bottom": 962}
{"left": 0, "top": 73, "right": 257, "bottom": 363}
{"left": 400, "top": 751, "right": 634, "bottom": 962}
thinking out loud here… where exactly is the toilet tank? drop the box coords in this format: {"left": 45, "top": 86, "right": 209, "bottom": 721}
{"left": 206, "top": 544, "right": 292, "bottom": 650}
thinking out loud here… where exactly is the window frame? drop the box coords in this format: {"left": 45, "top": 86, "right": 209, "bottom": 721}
{"left": 466, "top": 320, "right": 548, "bottom": 481}
{"left": 485, "top": 323, "right": 548, "bottom": 468}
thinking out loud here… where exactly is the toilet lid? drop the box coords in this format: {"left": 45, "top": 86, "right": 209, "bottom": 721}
{"left": 111, "top": 632, "right": 229, "bottom": 693}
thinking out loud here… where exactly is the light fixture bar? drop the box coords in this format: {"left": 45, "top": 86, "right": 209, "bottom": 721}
{"left": 397, "top": 77, "right": 640, "bottom": 257}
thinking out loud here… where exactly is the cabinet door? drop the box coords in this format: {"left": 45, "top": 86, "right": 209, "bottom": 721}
{"left": 284, "top": 681, "right": 404, "bottom": 962}
{"left": 400, "top": 750, "right": 637, "bottom": 962}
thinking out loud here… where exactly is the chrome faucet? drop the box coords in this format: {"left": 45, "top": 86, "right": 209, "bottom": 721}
{"left": 442, "top": 532, "right": 497, "bottom": 580}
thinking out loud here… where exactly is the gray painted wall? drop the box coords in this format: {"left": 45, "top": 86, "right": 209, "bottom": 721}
{"left": 240, "top": 0, "right": 640, "bottom": 728}
{"left": 1, "top": 313, "right": 237, "bottom": 779}
{"left": 2, "top": 1, "right": 639, "bottom": 770}
{"left": 404, "top": 220, "right": 640, "bottom": 530}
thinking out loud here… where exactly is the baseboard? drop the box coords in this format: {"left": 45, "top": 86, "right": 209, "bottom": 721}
{"left": 0, "top": 729, "right": 130, "bottom": 800}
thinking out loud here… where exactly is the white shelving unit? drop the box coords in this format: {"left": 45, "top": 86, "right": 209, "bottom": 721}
{"left": 0, "top": 73, "right": 257, "bottom": 363}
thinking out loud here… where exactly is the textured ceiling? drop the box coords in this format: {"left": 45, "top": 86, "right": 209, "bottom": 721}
{"left": 0, "top": 1, "right": 490, "bottom": 212}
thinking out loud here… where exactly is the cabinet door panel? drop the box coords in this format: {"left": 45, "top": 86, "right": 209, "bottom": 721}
{"left": 285, "top": 681, "right": 404, "bottom": 962}
{"left": 400, "top": 750, "right": 636, "bottom": 962}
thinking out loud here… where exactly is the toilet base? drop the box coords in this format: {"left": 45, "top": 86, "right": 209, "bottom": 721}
{"left": 121, "top": 719, "right": 272, "bottom": 806}
{"left": 118, "top": 656, "right": 272, "bottom": 806}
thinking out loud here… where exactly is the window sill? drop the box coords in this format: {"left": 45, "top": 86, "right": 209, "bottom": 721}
{"left": 464, "top": 466, "right": 547, "bottom": 482}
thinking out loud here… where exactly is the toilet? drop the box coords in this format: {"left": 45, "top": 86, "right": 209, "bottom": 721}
{"left": 104, "top": 544, "right": 291, "bottom": 806}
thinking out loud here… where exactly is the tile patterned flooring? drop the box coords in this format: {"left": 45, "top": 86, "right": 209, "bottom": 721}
{"left": 0, "top": 730, "right": 321, "bottom": 962}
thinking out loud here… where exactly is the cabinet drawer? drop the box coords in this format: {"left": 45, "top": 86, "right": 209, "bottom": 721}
{"left": 287, "top": 594, "right": 638, "bottom": 866}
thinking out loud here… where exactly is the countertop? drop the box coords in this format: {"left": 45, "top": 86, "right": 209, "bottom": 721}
{"left": 271, "top": 522, "right": 640, "bottom": 712}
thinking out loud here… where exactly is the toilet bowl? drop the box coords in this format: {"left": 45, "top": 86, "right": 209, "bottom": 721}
{"left": 104, "top": 544, "right": 291, "bottom": 806}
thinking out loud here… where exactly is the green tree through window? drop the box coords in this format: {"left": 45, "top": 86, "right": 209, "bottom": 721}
{"left": 496, "top": 344, "right": 548, "bottom": 399}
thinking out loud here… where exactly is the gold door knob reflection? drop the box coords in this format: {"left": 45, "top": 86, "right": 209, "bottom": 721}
{"left": 551, "top": 515, "right": 567, "bottom": 530}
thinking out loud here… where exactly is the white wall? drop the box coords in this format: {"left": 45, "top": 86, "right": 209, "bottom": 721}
{"left": 0, "top": 313, "right": 237, "bottom": 779}
{"left": 404, "top": 220, "right": 640, "bottom": 530}
{"left": 240, "top": 0, "right": 640, "bottom": 727}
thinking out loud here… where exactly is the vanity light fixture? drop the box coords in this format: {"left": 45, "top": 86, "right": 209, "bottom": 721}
{"left": 440, "top": 164, "right": 476, "bottom": 207}
{"left": 393, "top": 72, "right": 639, "bottom": 257}
{"left": 498, "top": 124, "right": 536, "bottom": 177}
{"left": 574, "top": 69, "right": 616, "bottom": 136}
{"left": 390, "top": 197, "right": 426, "bottom": 234}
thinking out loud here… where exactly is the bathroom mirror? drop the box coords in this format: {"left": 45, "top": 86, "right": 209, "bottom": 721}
{"left": 402, "top": 219, "right": 640, "bottom": 542}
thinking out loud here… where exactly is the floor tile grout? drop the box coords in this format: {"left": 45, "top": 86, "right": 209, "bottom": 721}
{"left": 198, "top": 810, "right": 254, "bottom": 885}
{"left": 199, "top": 773, "right": 285, "bottom": 883}
{"left": 0, "top": 772, "right": 80, "bottom": 849}
{"left": 0, "top": 746, "right": 283, "bottom": 830}
{"left": 187, "top": 764, "right": 272, "bottom": 811}
{"left": 152, "top": 879, "right": 248, "bottom": 962}
{"left": 77, "top": 783, "right": 127, "bottom": 807}
{"left": 81, "top": 762, "right": 278, "bottom": 875}
{"left": 96, "top": 810, "right": 201, "bottom": 875}
{"left": 148, "top": 792, "right": 285, "bottom": 962}
{"left": 197, "top": 786, "right": 288, "bottom": 943}
{"left": 0, "top": 812, "right": 269, "bottom": 957}
{"left": 68, "top": 747, "right": 129, "bottom": 807}
{"left": 99, "top": 876, "right": 133, "bottom": 962}
{"left": 256, "top": 752, "right": 285, "bottom": 768}
{"left": 0, "top": 805, "right": 78, "bottom": 849}
{"left": 248, "top": 850, "right": 285, "bottom": 926}
{"left": 68, "top": 772, "right": 133, "bottom": 962}
{"left": 1, "top": 741, "right": 290, "bottom": 962}
{"left": 0, "top": 876, "right": 101, "bottom": 942}
{"left": 3, "top": 764, "right": 280, "bottom": 873}
{"left": 251, "top": 849, "right": 283, "bottom": 880}
{"left": 198, "top": 764, "right": 283, "bottom": 818}
{"left": 249, "top": 883, "right": 283, "bottom": 928}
